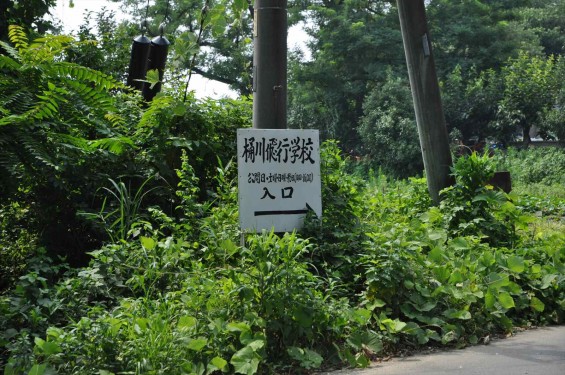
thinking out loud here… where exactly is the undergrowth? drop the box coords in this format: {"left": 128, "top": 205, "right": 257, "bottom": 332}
{"left": 1, "top": 145, "right": 563, "bottom": 375}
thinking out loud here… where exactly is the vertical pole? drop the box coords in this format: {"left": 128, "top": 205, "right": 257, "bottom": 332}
{"left": 396, "top": 0, "right": 452, "bottom": 203}
{"left": 253, "top": 0, "right": 287, "bottom": 129}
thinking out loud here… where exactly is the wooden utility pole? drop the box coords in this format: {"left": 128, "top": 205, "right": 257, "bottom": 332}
{"left": 252, "top": 0, "right": 287, "bottom": 129}
{"left": 397, "top": 0, "right": 452, "bottom": 203}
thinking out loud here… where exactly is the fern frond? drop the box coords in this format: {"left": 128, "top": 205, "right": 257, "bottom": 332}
{"left": 90, "top": 137, "right": 135, "bottom": 155}
{"left": 0, "top": 55, "right": 21, "bottom": 72}
{"left": 105, "top": 113, "right": 126, "bottom": 127}
{"left": 8, "top": 25, "right": 28, "bottom": 51}
{"left": 0, "top": 91, "right": 36, "bottom": 117}
{"left": 63, "top": 79, "right": 115, "bottom": 113}
{"left": 51, "top": 133, "right": 90, "bottom": 151}
{"left": 19, "top": 130, "right": 58, "bottom": 170}
{"left": 0, "top": 114, "right": 27, "bottom": 127}
{"left": 0, "top": 41, "right": 21, "bottom": 62}
{"left": 52, "top": 62, "right": 125, "bottom": 90}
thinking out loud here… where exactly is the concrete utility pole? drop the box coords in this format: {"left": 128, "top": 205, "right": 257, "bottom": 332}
{"left": 397, "top": 0, "right": 452, "bottom": 203}
{"left": 252, "top": 0, "right": 287, "bottom": 129}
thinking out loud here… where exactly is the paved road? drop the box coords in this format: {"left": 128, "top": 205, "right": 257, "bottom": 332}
{"left": 325, "top": 326, "right": 565, "bottom": 375}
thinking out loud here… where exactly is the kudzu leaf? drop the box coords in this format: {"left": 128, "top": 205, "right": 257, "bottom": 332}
{"left": 450, "top": 237, "right": 469, "bottom": 250}
{"left": 507, "top": 256, "right": 525, "bottom": 273}
{"left": 226, "top": 322, "right": 250, "bottom": 332}
{"left": 530, "top": 297, "right": 545, "bottom": 312}
{"left": 231, "top": 345, "right": 261, "bottom": 375}
{"left": 187, "top": 337, "right": 208, "bottom": 351}
{"left": 497, "top": 292, "right": 515, "bottom": 309}
{"left": 208, "top": 356, "right": 228, "bottom": 372}
{"left": 444, "top": 309, "right": 472, "bottom": 320}
{"left": 485, "top": 291, "right": 495, "bottom": 309}
{"left": 540, "top": 274, "right": 557, "bottom": 289}
{"left": 428, "top": 247, "right": 444, "bottom": 263}
{"left": 177, "top": 316, "right": 197, "bottom": 331}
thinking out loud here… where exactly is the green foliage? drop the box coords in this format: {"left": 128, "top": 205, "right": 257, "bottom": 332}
{"left": 428, "top": 0, "right": 542, "bottom": 76}
{"left": 0, "top": 201, "right": 38, "bottom": 291}
{"left": 79, "top": 176, "right": 161, "bottom": 243}
{"left": 438, "top": 152, "right": 526, "bottom": 246}
{"left": 358, "top": 72, "right": 423, "bottom": 178}
{"left": 1, "top": 142, "right": 564, "bottom": 374}
{"left": 493, "top": 147, "right": 565, "bottom": 186}
{"left": 442, "top": 66, "right": 503, "bottom": 143}
{"left": 288, "top": 0, "right": 403, "bottom": 152}
{"left": 0, "top": 25, "right": 134, "bottom": 263}
{"left": 498, "top": 52, "right": 558, "bottom": 143}
{"left": 302, "top": 140, "right": 367, "bottom": 290}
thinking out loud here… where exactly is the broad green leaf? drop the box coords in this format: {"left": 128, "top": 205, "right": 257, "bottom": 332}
{"left": 428, "top": 229, "right": 447, "bottom": 241}
{"left": 540, "top": 274, "right": 557, "bottom": 289}
{"left": 145, "top": 69, "right": 160, "bottom": 89}
{"left": 487, "top": 272, "right": 510, "bottom": 288}
{"left": 433, "top": 266, "right": 450, "bottom": 282}
{"left": 449, "top": 270, "right": 464, "bottom": 283}
{"left": 497, "top": 292, "right": 515, "bottom": 309}
{"left": 507, "top": 256, "right": 525, "bottom": 273}
{"left": 414, "top": 301, "right": 437, "bottom": 312}
{"left": 531, "top": 264, "right": 542, "bottom": 274}
{"left": 381, "top": 318, "right": 407, "bottom": 333}
{"left": 355, "top": 353, "right": 370, "bottom": 368}
{"left": 227, "top": 322, "right": 251, "bottom": 332}
{"left": 444, "top": 309, "right": 472, "bottom": 320}
{"left": 172, "top": 102, "right": 186, "bottom": 116}
{"left": 34, "top": 338, "right": 61, "bottom": 355}
{"left": 140, "top": 236, "right": 156, "bottom": 251}
{"left": 233, "top": 0, "right": 247, "bottom": 12}
{"left": 351, "top": 308, "right": 371, "bottom": 325}
{"left": 28, "top": 364, "right": 46, "bottom": 375}
{"left": 187, "top": 337, "right": 208, "bottom": 351}
{"left": 450, "top": 237, "right": 469, "bottom": 250}
{"left": 428, "top": 246, "right": 444, "bottom": 263}
{"left": 177, "top": 316, "right": 197, "bottom": 331}
{"left": 207, "top": 356, "right": 228, "bottom": 373}
{"left": 247, "top": 339, "right": 265, "bottom": 351}
{"left": 441, "top": 330, "right": 458, "bottom": 344}
{"left": 415, "top": 328, "right": 429, "bottom": 344}
{"left": 530, "top": 297, "right": 545, "bottom": 312}
{"left": 287, "top": 347, "right": 323, "bottom": 369}
{"left": 485, "top": 291, "right": 495, "bottom": 309}
{"left": 231, "top": 346, "right": 261, "bottom": 375}
{"left": 367, "top": 299, "right": 386, "bottom": 309}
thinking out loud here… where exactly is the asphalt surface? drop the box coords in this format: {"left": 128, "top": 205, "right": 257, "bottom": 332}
{"left": 325, "top": 326, "right": 565, "bottom": 375}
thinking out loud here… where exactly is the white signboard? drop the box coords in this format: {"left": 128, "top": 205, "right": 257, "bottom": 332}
{"left": 237, "top": 129, "right": 322, "bottom": 232}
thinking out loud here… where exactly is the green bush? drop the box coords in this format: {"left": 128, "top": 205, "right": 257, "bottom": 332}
{"left": 494, "top": 147, "right": 565, "bottom": 186}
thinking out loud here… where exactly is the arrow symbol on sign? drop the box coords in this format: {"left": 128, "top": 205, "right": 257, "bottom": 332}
{"left": 254, "top": 202, "right": 318, "bottom": 218}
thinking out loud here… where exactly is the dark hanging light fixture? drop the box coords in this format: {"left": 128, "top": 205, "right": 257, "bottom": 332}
{"left": 126, "top": 34, "right": 151, "bottom": 91}
{"left": 142, "top": 23, "right": 171, "bottom": 101}
{"left": 127, "top": 1, "right": 151, "bottom": 91}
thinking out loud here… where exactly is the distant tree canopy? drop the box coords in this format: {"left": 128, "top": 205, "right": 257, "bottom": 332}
{"left": 8, "top": 0, "right": 564, "bottom": 177}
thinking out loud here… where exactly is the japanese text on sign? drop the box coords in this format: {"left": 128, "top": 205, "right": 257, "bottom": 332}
{"left": 247, "top": 172, "right": 315, "bottom": 184}
{"left": 240, "top": 136, "right": 316, "bottom": 164}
